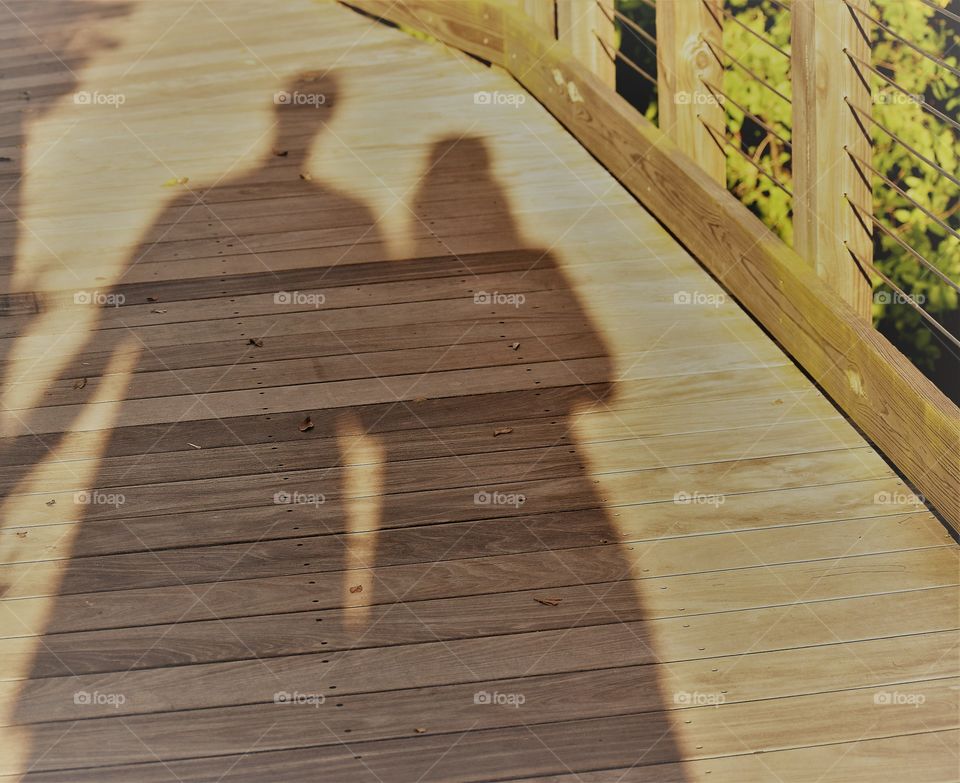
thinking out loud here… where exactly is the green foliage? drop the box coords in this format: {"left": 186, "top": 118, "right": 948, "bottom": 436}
{"left": 869, "top": 0, "right": 958, "bottom": 376}
{"left": 722, "top": 0, "right": 793, "bottom": 244}
{"left": 616, "top": 0, "right": 959, "bottom": 397}
{"left": 616, "top": 0, "right": 659, "bottom": 121}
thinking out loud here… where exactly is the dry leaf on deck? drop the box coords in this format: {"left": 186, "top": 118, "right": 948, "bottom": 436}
{"left": 509, "top": 342, "right": 520, "bottom": 350}
{"left": 45, "top": 499, "right": 56, "bottom": 507}
{"left": 534, "top": 597, "right": 562, "bottom": 607}
{"left": 247, "top": 338, "right": 264, "bottom": 348}
{"left": 493, "top": 427, "right": 513, "bottom": 437}
{"left": 349, "top": 584, "right": 363, "bottom": 594}
{"left": 299, "top": 416, "right": 314, "bottom": 432}
{"left": 72, "top": 378, "right": 87, "bottom": 390}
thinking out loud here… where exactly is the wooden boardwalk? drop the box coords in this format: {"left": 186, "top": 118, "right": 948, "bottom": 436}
{"left": 0, "top": 1, "right": 956, "bottom": 780}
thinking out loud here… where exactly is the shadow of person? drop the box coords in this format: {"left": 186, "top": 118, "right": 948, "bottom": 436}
{"left": 0, "top": 68, "right": 386, "bottom": 447}
{"left": 0, "top": 0, "right": 132, "bottom": 632}
{"left": 2, "top": 68, "right": 384, "bottom": 539}
{"left": 335, "top": 135, "right": 686, "bottom": 774}
{"left": 0, "top": 0, "right": 130, "bottom": 462}
{"left": 8, "top": 111, "right": 685, "bottom": 777}
{"left": 0, "top": 0, "right": 130, "bottom": 280}
{"left": 131, "top": 70, "right": 388, "bottom": 270}
{"left": 9, "top": 70, "right": 382, "bottom": 723}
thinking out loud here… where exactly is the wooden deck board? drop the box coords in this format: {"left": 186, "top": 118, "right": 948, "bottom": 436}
{"left": 0, "top": 0, "right": 956, "bottom": 780}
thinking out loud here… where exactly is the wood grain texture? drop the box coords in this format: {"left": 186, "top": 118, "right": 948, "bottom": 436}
{"left": 349, "top": 0, "right": 960, "bottom": 531}
{"left": 7, "top": 730, "right": 958, "bottom": 782}
{"left": 0, "top": 1, "right": 956, "bottom": 779}
{"left": 556, "top": 0, "right": 615, "bottom": 87}
{"left": 792, "top": 0, "right": 874, "bottom": 315}
{"left": 656, "top": 0, "right": 726, "bottom": 183}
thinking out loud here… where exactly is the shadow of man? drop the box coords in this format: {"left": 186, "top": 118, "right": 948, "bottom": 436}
{"left": 10, "top": 69, "right": 385, "bottom": 723}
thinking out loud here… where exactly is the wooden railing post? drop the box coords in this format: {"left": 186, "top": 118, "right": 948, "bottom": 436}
{"left": 516, "top": 0, "right": 556, "bottom": 36}
{"left": 655, "top": 0, "right": 726, "bottom": 184}
{"left": 556, "top": 0, "right": 615, "bottom": 87}
{"left": 792, "top": 0, "right": 873, "bottom": 317}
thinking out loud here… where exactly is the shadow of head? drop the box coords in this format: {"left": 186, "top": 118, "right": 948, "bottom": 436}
{"left": 409, "top": 133, "right": 616, "bottom": 408}
{"left": 271, "top": 71, "right": 340, "bottom": 160}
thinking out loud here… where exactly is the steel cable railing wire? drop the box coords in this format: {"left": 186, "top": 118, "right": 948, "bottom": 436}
{"left": 700, "top": 8, "right": 793, "bottom": 229}
{"left": 843, "top": 47, "right": 960, "bottom": 135}
{"left": 843, "top": 204, "right": 960, "bottom": 353}
{"left": 845, "top": 98, "right": 960, "bottom": 190}
{"left": 838, "top": 5, "right": 960, "bottom": 371}
{"left": 700, "top": 117, "right": 794, "bottom": 195}
{"left": 606, "top": 4, "right": 656, "bottom": 49}
{"left": 701, "top": 0, "right": 791, "bottom": 60}
{"left": 610, "top": 0, "right": 956, "bottom": 387}
{"left": 850, "top": 200, "right": 960, "bottom": 297}
{"left": 916, "top": 0, "right": 960, "bottom": 26}
{"left": 843, "top": 0, "right": 960, "bottom": 80}
{"left": 845, "top": 145, "right": 960, "bottom": 249}
{"left": 608, "top": 43, "right": 794, "bottom": 197}
{"left": 600, "top": 0, "right": 660, "bottom": 109}
{"left": 596, "top": 2, "right": 658, "bottom": 84}
{"left": 596, "top": 34, "right": 658, "bottom": 86}
{"left": 701, "top": 78, "right": 793, "bottom": 149}
{"left": 703, "top": 37, "right": 792, "bottom": 104}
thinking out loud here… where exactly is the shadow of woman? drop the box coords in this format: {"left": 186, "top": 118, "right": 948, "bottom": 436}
{"left": 336, "top": 135, "right": 687, "bottom": 776}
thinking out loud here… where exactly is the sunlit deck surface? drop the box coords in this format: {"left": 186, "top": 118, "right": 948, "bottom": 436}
{"left": 0, "top": 1, "right": 957, "bottom": 781}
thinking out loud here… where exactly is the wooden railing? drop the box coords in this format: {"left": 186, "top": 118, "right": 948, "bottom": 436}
{"left": 346, "top": 0, "right": 960, "bottom": 531}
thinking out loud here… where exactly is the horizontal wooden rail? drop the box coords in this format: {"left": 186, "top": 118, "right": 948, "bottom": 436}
{"left": 344, "top": 0, "right": 960, "bottom": 532}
